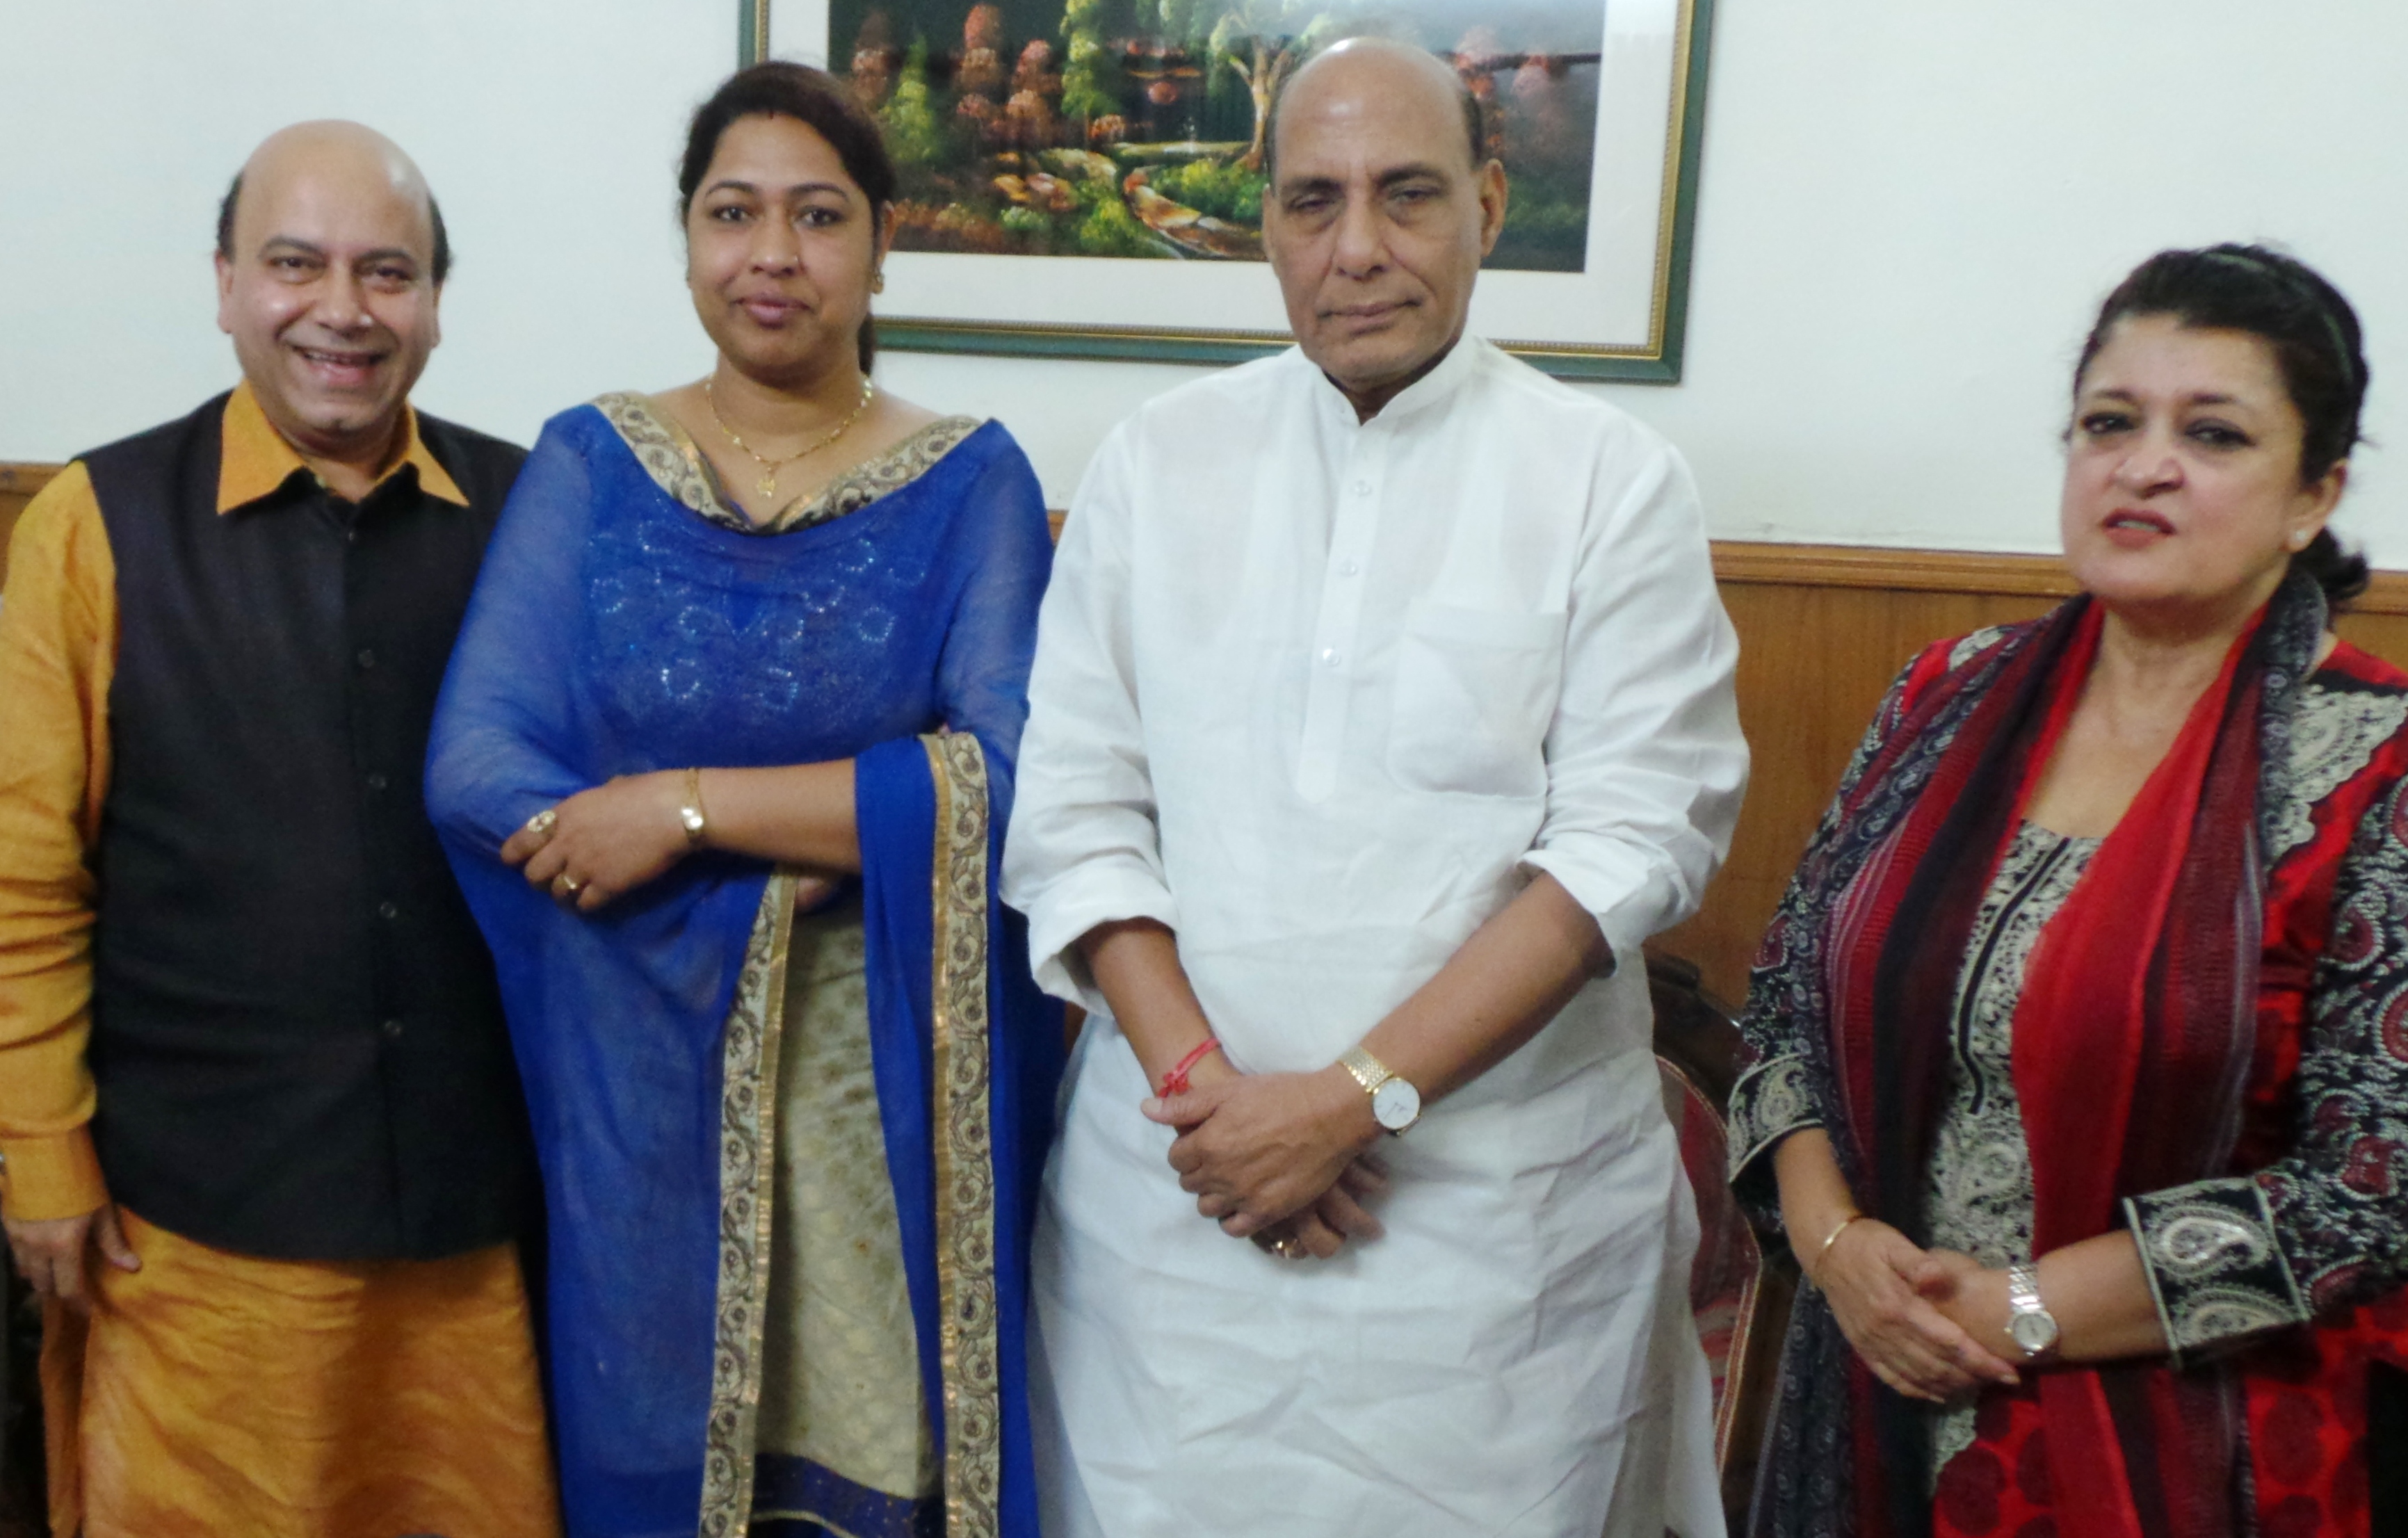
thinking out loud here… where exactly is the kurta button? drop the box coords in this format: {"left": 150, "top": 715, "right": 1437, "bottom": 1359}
{"left": 1319, "top": 648, "right": 1341, "bottom": 668}
{"left": 365, "top": 772, "right": 389, "bottom": 792}
{"left": 1352, "top": 480, "right": 1372, "bottom": 496}
{"left": 1339, "top": 560, "right": 1361, "bottom": 576}
{"left": 378, "top": 900, "right": 399, "bottom": 920}
{"left": 355, "top": 649, "right": 377, "bottom": 670}
{"left": 380, "top": 1018, "right": 405, "bottom": 1038}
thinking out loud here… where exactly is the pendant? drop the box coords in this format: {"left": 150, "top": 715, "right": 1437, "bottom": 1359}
{"left": 757, "top": 470, "right": 778, "bottom": 498}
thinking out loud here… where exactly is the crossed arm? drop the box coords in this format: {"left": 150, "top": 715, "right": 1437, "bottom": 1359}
{"left": 499, "top": 761, "right": 860, "bottom": 909}
{"left": 1081, "top": 869, "right": 1613, "bottom": 1258}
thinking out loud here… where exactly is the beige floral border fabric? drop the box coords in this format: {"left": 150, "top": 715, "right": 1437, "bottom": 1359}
{"left": 926, "top": 731, "right": 1001, "bottom": 1538}
{"left": 698, "top": 872, "right": 798, "bottom": 1537}
{"left": 693, "top": 734, "right": 1001, "bottom": 1538}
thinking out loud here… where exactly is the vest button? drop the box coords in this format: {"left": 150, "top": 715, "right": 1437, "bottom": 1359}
{"left": 380, "top": 1018, "right": 405, "bottom": 1039}
{"left": 365, "top": 772, "right": 389, "bottom": 792}
{"left": 378, "top": 900, "right": 400, "bottom": 920}
{"left": 356, "top": 649, "right": 377, "bottom": 670}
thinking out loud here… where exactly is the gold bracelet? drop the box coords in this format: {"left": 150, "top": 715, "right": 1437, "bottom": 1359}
{"left": 677, "top": 767, "right": 709, "bottom": 847}
{"left": 1809, "top": 1212, "right": 1866, "bottom": 1283}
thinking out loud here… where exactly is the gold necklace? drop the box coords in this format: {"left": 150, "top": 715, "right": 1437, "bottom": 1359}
{"left": 702, "top": 376, "right": 877, "bottom": 499}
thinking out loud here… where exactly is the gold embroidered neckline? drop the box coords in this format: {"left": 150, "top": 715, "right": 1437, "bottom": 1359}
{"left": 592, "top": 392, "right": 981, "bottom": 535}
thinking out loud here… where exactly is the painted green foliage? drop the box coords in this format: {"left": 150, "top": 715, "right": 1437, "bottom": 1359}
{"left": 1060, "top": 0, "right": 1115, "bottom": 120}
{"left": 878, "top": 40, "right": 946, "bottom": 168}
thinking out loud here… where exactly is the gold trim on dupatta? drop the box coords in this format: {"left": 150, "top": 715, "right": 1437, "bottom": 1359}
{"left": 699, "top": 871, "right": 800, "bottom": 1536}
{"left": 695, "top": 731, "right": 1001, "bottom": 1538}
{"left": 925, "top": 731, "right": 1003, "bottom": 1538}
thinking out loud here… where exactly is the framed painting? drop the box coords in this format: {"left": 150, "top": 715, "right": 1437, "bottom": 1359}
{"left": 741, "top": 0, "right": 1713, "bottom": 380}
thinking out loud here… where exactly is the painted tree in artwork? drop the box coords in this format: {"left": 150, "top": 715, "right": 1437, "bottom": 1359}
{"left": 878, "top": 38, "right": 946, "bottom": 168}
{"left": 1204, "top": 1, "right": 1338, "bottom": 170}
{"left": 1060, "top": 0, "right": 1116, "bottom": 124}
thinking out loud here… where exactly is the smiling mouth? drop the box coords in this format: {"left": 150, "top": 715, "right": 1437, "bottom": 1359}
{"left": 293, "top": 346, "right": 386, "bottom": 382}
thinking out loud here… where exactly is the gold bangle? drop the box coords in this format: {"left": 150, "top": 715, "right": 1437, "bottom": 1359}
{"left": 677, "top": 767, "right": 709, "bottom": 847}
{"left": 1810, "top": 1212, "right": 1866, "bottom": 1281}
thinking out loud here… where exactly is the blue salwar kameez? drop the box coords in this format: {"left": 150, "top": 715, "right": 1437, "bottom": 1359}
{"left": 427, "top": 398, "right": 1061, "bottom": 1538}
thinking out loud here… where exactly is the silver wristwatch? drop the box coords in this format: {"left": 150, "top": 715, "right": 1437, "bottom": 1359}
{"left": 2004, "top": 1261, "right": 2060, "bottom": 1359}
{"left": 1337, "top": 1046, "right": 1421, "bottom": 1135}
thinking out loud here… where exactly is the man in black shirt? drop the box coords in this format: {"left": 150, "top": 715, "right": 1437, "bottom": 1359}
{"left": 0, "top": 121, "right": 554, "bottom": 1535}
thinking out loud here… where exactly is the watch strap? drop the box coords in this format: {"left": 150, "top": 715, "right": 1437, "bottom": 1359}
{"left": 2007, "top": 1261, "right": 2042, "bottom": 1312}
{"left": 1337, "top": 1046, "right": 1393, "bottom": 1096}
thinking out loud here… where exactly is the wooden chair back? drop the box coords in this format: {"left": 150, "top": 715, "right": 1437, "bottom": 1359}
{"left": 1647, "top": 950, "right": 1793, "bottom": 1529}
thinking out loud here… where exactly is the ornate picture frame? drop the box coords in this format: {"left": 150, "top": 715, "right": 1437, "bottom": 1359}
{"left": 742, "top": 0, "right": 1713, "bottom": 381}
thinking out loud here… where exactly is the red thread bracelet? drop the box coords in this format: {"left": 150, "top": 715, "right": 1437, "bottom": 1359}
{"left": 1160, "top": 1037, "right": 1222, "bottom": 1097}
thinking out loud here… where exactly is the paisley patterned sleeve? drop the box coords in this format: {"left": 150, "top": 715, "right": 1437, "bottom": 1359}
{"left": 1727, "top": 637, "right": 1973, "bottom": 1220}
{"left": 2124, "top": 770, "right": 2408, "bottom": 1364}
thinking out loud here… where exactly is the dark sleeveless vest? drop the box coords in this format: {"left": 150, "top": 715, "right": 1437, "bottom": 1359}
{"left": 80, "top": 392, "right": 535, "bottom": 1261}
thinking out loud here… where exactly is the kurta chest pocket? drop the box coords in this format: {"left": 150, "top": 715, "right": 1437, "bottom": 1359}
{"left": 1384, "top": 601, "right": 1567, "bottom": 798}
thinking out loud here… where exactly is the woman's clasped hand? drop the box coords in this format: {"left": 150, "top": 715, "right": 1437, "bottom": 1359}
{"left": 1807, "top": 1215, "right": 2020, "bottom": 1402}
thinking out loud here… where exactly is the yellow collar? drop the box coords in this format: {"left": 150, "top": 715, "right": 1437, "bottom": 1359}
{"left": 215, "top": 380, "right": 467, "bottom": 515}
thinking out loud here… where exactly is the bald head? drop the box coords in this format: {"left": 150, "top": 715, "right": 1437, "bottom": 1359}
{"left": 1266, "top": 37, "right": 1484, "bottom": 183}
{"left": 217, "top": 121, "right": 449, "bottom": 285}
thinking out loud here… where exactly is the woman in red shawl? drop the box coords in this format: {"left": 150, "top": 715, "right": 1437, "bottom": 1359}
{"left": 1731, "top": 245, "right": 2408, "bottom": 1537}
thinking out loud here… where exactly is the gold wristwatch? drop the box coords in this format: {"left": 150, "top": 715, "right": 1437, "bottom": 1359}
{"left": 1338, "top": 1045, "right": 1421, "bottom": 1135}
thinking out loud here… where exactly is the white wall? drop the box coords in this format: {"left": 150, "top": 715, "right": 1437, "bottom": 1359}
{"left": 4, "top": 1, "right": 2401, "bottom": 565}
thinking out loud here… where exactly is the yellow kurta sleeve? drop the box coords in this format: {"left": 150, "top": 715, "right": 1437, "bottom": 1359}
{"left": 0, "top": 462, "right": 116, "bottom": 1222}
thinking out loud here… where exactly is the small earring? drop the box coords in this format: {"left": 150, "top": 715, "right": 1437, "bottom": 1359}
{"left": 2288, "top": 528, "right": 2313, "bottom": 551}
{"left": 871, "top": 271, "right": 886, "bottom": 294}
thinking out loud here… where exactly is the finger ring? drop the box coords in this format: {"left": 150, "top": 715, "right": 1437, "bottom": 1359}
{"left": 1272, "top": 1238, "right": 1300, "bottom": 1260}
{"left": 556, "top": 875, "right": 585, "bottom": 897}
{"left": 526, "top": 808, "right": 558, "bottom": 837}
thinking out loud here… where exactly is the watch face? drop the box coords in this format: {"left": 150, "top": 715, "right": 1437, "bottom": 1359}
{"left": 2007, "top": 1311, "right": 2060, "bottom": 1355}
{"left": 1371, "top": 1078, "right": 1421, "bottom": 1132}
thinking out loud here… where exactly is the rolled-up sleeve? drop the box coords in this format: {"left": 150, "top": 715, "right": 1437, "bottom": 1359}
{"left": 0, "top": 464, "right": 117, "bottom": 1222}
{"left": 2124, "top": 770, "right": 2408, "bottom": 1364}
{"left": 1516, "top": 437, "right": 1747, "bottom": 971}
{"left": 1000, "top": 427, "right": 1179, "bottom": 1011}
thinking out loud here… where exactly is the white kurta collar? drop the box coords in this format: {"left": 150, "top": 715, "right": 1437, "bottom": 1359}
{"left": 1299, "top": 330, "right": 1485, "bottom": 431}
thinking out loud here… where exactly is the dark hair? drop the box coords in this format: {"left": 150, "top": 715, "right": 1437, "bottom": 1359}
{"left": 214, "top": 172, "right": 452, "bottom": 286}
{"left": 1262, "top": 40, "right": 1485, "bottom": 182}
{"left": 2076, "top": 243, "right": 2370, "bottom": 606}
{"left": 678, "top": 62, "right": 897, "bottom": 373}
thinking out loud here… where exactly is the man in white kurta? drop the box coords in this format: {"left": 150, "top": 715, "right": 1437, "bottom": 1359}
{"left": 1002, "top": 38, "right": 1747, "bottom": 1538}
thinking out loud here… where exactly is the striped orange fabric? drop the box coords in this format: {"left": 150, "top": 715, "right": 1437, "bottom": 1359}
{"left": 41, "top": 1208, "right": 558, "bottom": 1537}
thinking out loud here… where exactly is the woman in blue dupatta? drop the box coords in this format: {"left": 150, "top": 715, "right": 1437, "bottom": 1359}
{"left": 426, "top": 63, "right": 1060, "bottom": 1538}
